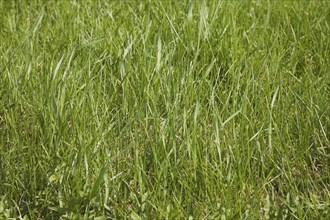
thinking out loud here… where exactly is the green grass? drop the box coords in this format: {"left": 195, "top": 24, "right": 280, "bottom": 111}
{"left": 1, "top": 0, "right": 329, "bottom": 219}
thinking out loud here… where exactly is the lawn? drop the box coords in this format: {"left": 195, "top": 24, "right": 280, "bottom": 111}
{"left": 0, "top": 0, "right": 329, "bottom": 219}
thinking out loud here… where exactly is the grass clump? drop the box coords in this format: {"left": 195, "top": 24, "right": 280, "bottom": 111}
{"left": 0, "top": 0, "right": 329, "bottom": 219}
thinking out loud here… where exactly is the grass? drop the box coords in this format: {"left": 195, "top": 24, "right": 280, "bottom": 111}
{"left": 0, "top": 0, "right": 329, "bottom": 219}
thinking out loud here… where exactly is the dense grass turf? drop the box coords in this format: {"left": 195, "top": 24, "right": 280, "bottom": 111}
{"left": 1, "top": 0, "right": 330, "bottom": 219}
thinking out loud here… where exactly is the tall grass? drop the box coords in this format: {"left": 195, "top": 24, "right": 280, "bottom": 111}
{"left": 1, "top": 1, "right": 329, "bottom": 219}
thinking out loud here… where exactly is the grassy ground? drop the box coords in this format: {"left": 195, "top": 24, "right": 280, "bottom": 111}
{"left": 1, "top": 0, "right": 329, "bottom": 219}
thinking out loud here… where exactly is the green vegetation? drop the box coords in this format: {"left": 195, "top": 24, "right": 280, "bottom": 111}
{"left": 1, "top": 0, "right": 329, "bottom": 219}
